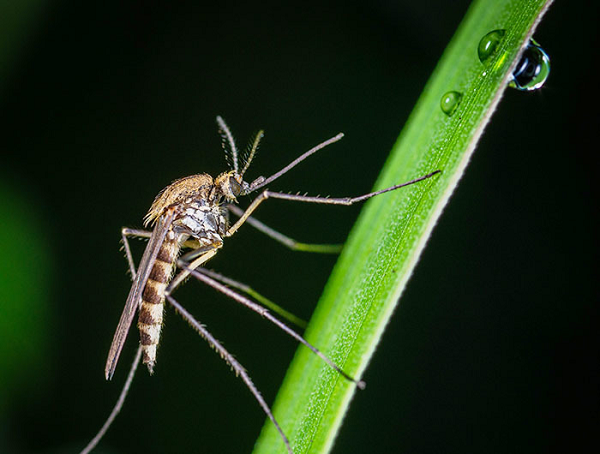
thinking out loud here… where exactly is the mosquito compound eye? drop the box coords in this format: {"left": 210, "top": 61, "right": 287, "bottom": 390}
{"left": 229, "top": 178, "right": 242, "bottom": 197}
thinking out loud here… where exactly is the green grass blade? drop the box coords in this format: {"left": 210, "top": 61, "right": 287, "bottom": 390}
{"left": 253, "top": 1, "right": 554, "bottom": 453}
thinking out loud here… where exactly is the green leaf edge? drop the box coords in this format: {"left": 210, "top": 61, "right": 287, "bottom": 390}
{"left": 253, "top": 1, "right": 554, "bottom": 453}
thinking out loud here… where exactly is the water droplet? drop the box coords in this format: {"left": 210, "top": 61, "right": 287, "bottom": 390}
{"left": 509, "top": 40, "right": 550, "bottom": 91}
{"left": 478, "top": 29, "right": 506, "bottom": 63}
{"left": 440, "top": 91, "right": 462, "bottom": 116}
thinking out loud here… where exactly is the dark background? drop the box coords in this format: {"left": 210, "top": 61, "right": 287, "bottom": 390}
{"left": 0, "top": 1, "right": 596, "bottom": 453}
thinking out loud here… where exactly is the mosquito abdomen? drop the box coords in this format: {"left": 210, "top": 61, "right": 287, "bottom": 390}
{"left": 138, "top": 233, "right": 179, "bottom": 373}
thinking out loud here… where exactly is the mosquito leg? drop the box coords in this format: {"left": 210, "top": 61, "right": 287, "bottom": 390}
{"left": 227, "top": 171, "right": 441, "bottom": 238}
{"left": 226, "top": 204, "right": 342, "bottom": 254}
{"left": 80, "top": 345, "right": 143, "bottom": 454}
{"left": 179, "top": 262, "right": 366, "bottom": 389}
{"left": 80, "top": 240, "right": 147, "bottom": 454}
{"left": 165, "top": 294, "right": 293, "bottom": 454}
{"left": 121, "top": 227, "right": 152, "bottom": 276}
{"left": 167, "top": 249, "right": 219, "bottom": 295}
{"left": 196, "top": 268, "right": 307, "bottom": 329}
{"left": 179, "top": 242, "right": 223, "bottom": 263}
{"left": 122, "top": 227, "right": 152, "bottom": 239}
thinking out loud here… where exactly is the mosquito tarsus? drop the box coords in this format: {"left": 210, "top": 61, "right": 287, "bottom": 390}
{"left": 80, "top": 116, "right": 440, "bottom": 454}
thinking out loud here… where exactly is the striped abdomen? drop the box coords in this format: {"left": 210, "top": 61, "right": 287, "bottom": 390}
{"left": 138, "top": 233, "right": 179, "bottom": 373}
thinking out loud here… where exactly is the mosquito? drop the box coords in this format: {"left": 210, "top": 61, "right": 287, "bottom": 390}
{"left": 81, "top": 116, "right": 440, "bottom": 454}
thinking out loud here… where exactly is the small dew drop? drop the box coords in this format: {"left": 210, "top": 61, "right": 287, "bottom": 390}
{"left": 509, "top": 39, "right": 550, "bottom": 91}
{"left": 478, "top": 29, "right": 506, "bottom": 63}
{"left": 440, "top": 91, "right": 463, "bottom": 116}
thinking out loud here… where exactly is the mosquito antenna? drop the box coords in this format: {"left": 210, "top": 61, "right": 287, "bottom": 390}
{"left": 239, "top": 130, "right": 264, "bottom": 178}
{"left": 246, "top": 132, "right": 344, "bottom": 194}
{"left": 216, "top": 116, "right": 239, "bottom": 174}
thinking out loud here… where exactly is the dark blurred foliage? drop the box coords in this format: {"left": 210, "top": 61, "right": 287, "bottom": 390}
{"left": 0, "top": 1, "right": 596, "bottom": 453}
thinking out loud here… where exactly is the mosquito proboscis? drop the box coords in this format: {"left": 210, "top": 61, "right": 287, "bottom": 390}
{"left": 80, "top": 117, "right": 440, "bottom": 454}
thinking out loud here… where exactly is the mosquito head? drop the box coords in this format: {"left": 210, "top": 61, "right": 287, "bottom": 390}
{"left": 214, "top": 170, "right": 250, "bottom": 203}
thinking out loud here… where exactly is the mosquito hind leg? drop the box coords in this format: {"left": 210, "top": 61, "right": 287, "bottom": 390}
{"left": 121, "top": 227, "right": 152, "bottom": 276}
{"left": 165, "top": 293, "right": 293, "bottom": 454}
{"left": 194, "top": 268, "right": 307, "bottom": 329}
{"left": 80, "top": 346, "right": 143, "bottom": 454}
{"left": 178, "top": 261, "right": 366, "bottom": 389}
{"left": 80, "top": 231, "right": 147, "bottom": 454}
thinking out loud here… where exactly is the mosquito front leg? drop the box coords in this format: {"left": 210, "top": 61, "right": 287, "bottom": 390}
{"left": 227, "top": 171, "right": 441, "bottom": 239}
{"left": 226, "top": 204, "right": 342, "bottom": 253}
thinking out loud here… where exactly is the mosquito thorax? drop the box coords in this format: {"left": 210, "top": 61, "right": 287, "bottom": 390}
{"left": 173, "top": 200, "right": 228, "bottom": 242}
{"left": 144, "top": 174, "right": 215, "bottom": 226}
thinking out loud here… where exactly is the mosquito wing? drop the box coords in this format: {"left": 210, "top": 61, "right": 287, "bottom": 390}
{"left": 104, "top": 210, "right": 175, "bottom": 380}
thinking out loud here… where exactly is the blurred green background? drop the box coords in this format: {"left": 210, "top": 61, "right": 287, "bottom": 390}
{"left": 0, "top": 1, "right": 596, "bottom": 453}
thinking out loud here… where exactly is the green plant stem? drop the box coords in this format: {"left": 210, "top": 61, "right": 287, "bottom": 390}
{"left": 253, "top": 1, "right": 554, "bottom": 453}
